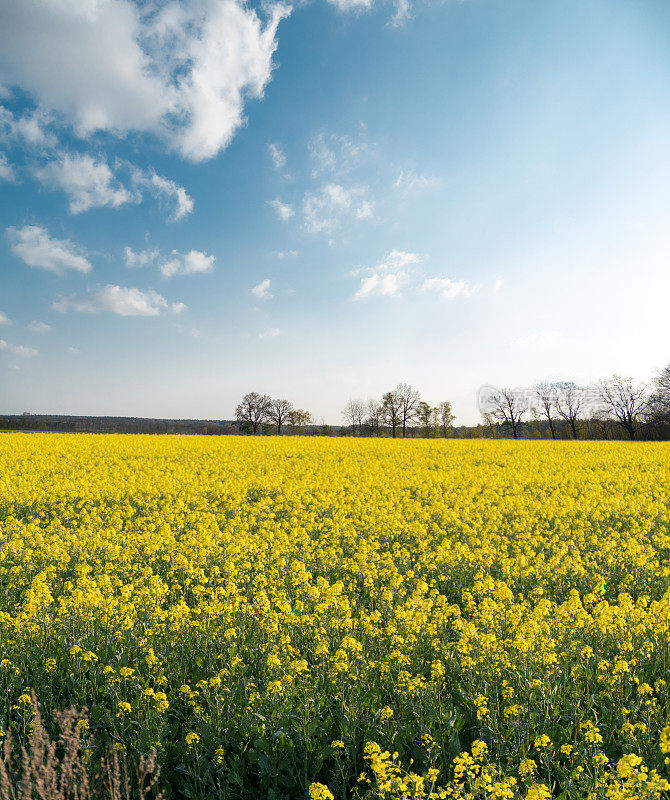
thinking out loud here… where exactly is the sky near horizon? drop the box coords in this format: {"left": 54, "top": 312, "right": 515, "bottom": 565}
{"left": 1, "top": 0, "right": 669, "bottom": 425}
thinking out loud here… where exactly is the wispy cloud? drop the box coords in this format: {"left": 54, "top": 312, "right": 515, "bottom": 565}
{"left": 0, "top": 311, "right": 12, "bottom": 325}
{"left": 124, "top": 247, "right": 159, "bottom": 268}
{"left": 53, "top": 286, "right": 185, "bottom": 317}
{"left": 251, "top": 278, "right": 272, "bottom": 300}
{"left": 130, "top": 168, "right": 194, "bottom": 222}
{"left": 268, "top": 142, "right": 286, "bottom": 170}
{"left": 303, "top": 183, "right": 372, "bottom": 233}
{"left": 0, "top": 339, "right": 38, "bottom": 358}
{"left": 0, "top": 153, "right": 16, "bottom": 181}
{"left": 27, "top": 320, "right": 51, "bottom": 333}
{"left": 259, "top": 327, "right": 281, "bottom": 340}
{"left": 420, "top": 277, "right": 479, "bottom": 299}
{"left": 269, "top": 198, "right": 294, "bottom": 222}
{"left": 6, "top": 225, "right": 91, "bottom": 274}
{"left": 394, "top": 169, "right": 439, "bottom": 194}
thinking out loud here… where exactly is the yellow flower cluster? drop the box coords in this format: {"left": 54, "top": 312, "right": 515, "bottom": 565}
{"left": 0, "top": 433, "right": 669, "bottom": 799}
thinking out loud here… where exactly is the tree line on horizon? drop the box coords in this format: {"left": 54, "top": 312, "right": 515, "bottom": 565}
{"left": 235, "top": 362, "right": 670, "bottom": 440}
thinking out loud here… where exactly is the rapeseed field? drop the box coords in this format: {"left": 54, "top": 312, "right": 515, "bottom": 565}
{"left": 0, "top": 433, "right": 669, "bottom": 799}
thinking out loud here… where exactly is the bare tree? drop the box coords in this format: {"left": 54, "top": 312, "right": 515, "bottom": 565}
{"left": 397, "top": 382, "right": 421, "bottom": 437}
{"left": 533, "top": 382, "right": 559, "bottom": 439}
{"left": 235, "top": 392, "right": 271, "bottom": 434}
{"left": 485, "top": 387, "right": 528, "bottom": 439}
{"left": 597, "top": 375, "right": 649, "bottom": 440}
{"left": 341, "top": 398, "right": 365, "bottom": 436}
{"left": 437, "top": 401, "right": 455, "bottom": 437}
{"left": 366, "top": 398, "right": 382, "bottom": 436}
{"left": 381, "top": 389, "right": 403, "bottom": 438}
{"left": 650, "top": 363, "right": 670, "bottom": 423}
{"left": 555, "top": 381, "right": 584, "bottom": 439}
{"left": 268, "top": 398, "right": 294, "bottom": 435}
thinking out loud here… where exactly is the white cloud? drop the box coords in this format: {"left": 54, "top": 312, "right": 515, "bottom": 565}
{"left": 268, "top": 142, "right": 286, "bottom": 169}
{"left": 68, "top": 346, "right": 80, "bottom": 354}
{"left": 27, "top": 320, "right": 51, "bottom": 333}
{"left": 269, "top": 197, "right": 294, "bottom": 222}
{"left": 276, "top": 249, "right": 298, "bottom": 258}
{"left": 53, "top": 285, "right": 185, "bottom": 317}
{"left": 251, "top": 278, "right": 272, "bottom": 299}
{"left": 303, "top": 183, "right": 370, "bottom": 233}
{"left": 0, "top": 0, "right": 290, "bottom": 162}
{"left": 34, "top": 153, "right": 135, "bottom": 213}
{"left": 326, "top": 0, "right": 374, "bottom": 12}
{"left": 0, "top": 105, "right": 56, "bottom": 147}
{"left": 308, "top": 132, "right": 367, "bottom": 176}
{"left": 159, "top": 250, "right": 215, "bottom": 278}
{"left": 421, "top": 277, "right": 479, "bottom": 299}
{"left": 124, "top": 246, "right": 159, "bottom": 268}
{"left": 356, "top": 200, "right": 374, "bottom": 219}
{"left": 131, "top": 169, "right": 194, "bottom": 221}
{"left": 32, "top": 154, "right": 193, "bottom": 219}
{"left": 6, "top": 225, "right": 91, "bottom": 275}
{"left": 388, "top": 0, "right": 411, "bottom": 27}
{"left": 394, "top": 169, "right": 439, "bottom": 194}
{"left": 259, "top": 327, "right": 280, "bottom": 339}
{"left": 0, "top": 311, "right": 12, "bottom": 325}
{"left": 354, "top": 272, "right": 405, "bottom": 299}
{"left": 353, "top": 250, "right": 421, "bottom": 299}
{"left": 492, "top": 277, "right": 504, "bottom": 294}
{"left": 0, "top": 152, "right": 15, "bottom": 180}
{"left": 0, "top": 339, "right": 38, "bottom": 358}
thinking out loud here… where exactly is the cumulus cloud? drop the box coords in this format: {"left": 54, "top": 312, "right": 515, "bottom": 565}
{"left": 124, "top": 246, "right": 159, "bottom": 268}
{"left": 27, "top": 320, "right": 51, "bottom": 333}
{"left": 276, "top": 249, "right": 298, "bottom": 259}
{"left": 0, "top": 311, "right": 12, "bottom": 325}
{"left": 251, "top": 278, "right": 272, "bottom": 299}
{"left": 394, "top": 169, "right": 439, "bottom": 194}
{"left": 0, "top": 339, "right": 38, "bottom": 358}
{"left": 53, "top": 285, "right": 185, "bottom": 317}
{"left": 269, "top": 198, "right": 294, "bottom": 222}
{"left": 6, "top": 225, "right": 91, "bottom": 274}
{"left": 0, "top": 0, "right": 290, "bottom": 162}
{"left": 159, "top": 250, "right": 215, "bottom": 278}
{"left": 0, "top": 152, "right": 15, "bottom": 181}
{"left": 124, "top": 246, "right": 214, "bottom": 277}
{"left": 268, "top": 142, "right": 286, "bottom": 169}
{"left": 421, "top": 277, "right": 479, "bottom": 299}
{"left": 34, "top": 153, "right": 135, "bottom": 213}
{"left": 353, "top": 250, "right": 422, "bottom": 299}
{"left": 354, "top": 272, "right": 405, "bottom": 299}
{"left": 303, "top": 183, "right": 371, "bottom": 233}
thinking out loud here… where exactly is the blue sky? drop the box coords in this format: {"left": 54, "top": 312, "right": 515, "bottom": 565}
{"left": 1, "top": 0, "right": 669, "bottom": 424}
